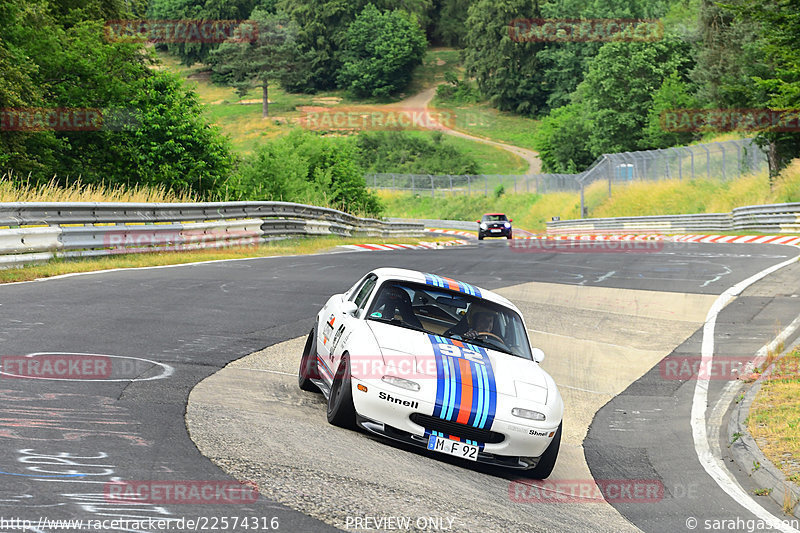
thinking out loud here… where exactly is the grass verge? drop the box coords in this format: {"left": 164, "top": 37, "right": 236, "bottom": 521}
{"left": 379, "top": 159, "right": 800, "bottom": 231}
{"left": 430, "top": 98, "right": 540, "bottom": 151}
{"left": 0, "top": 235, "right": 452, "bottom": 284}
{"left": 747, "top": 348, "right": 800, "bottom": 488}
{"left": 1, "top": 175, "right": 198, "bottom": 203}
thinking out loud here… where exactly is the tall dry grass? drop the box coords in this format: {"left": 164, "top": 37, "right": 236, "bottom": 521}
{"left": 0, "top": 174, "right": 198, "bottom": 203}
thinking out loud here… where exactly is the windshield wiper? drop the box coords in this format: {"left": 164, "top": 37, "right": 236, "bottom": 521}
{"left": 367, "top": 317, "right": 430, "bottom": 334}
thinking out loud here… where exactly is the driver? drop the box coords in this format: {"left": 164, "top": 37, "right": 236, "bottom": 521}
{"left": 464, "top": 311, "right": 496, "bottom": 341}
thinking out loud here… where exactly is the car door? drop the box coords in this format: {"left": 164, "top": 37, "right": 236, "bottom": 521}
{"left": 321, "top": 274, "right": 378, "bottom": 385}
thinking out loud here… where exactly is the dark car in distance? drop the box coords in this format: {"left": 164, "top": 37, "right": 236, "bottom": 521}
{"left": 478, "top": 213, "right": 512, "bottom": 240}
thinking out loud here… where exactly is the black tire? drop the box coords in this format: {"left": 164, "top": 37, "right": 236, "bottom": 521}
{"left": 527, "top": 422, "right": 561, "bottom": 479}
{"left": 478, "top": 234, "right": 484, "bottom": 240}
{"left": 507, "top": 233, "right": 513, "bottom": 240}
{"left": 298, "top": 328, "right": 321, "bottom": 392}
{"left": 326, "top": 354, "right": 356, "bottom": 428}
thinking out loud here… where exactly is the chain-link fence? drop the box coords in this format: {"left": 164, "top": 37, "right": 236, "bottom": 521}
{"left": 365, "top": 173, "right": 581, "bottom": 196}
{"left": 366, "top": 138, "right": 769, "bottom": 216}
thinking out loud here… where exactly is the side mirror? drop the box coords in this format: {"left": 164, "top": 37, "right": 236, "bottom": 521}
{"left": 476, "top": 220, "right": 480, "bottom": 223}
{"left": 509, "top": 218, "right": 513, "bottom": 222}
{"left": 531, "top": 348, "right": 545, "bottom": 363}
{"left": 341, "top": 301, "right": 358, "bottom": 316}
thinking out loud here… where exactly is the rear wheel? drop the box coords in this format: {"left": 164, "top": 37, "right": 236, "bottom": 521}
{"left": 527, "top": 422, "right": 561, "bottom": 479}
{"left": 327, "top": 354, "right": 356, "bottom": 428}
{"left": 298, "top": 328, "right": 320, "bottom": 392}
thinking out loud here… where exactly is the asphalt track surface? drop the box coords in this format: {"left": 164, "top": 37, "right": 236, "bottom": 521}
{"left": 0, "top": 240, "right": 799, "bottom": 532}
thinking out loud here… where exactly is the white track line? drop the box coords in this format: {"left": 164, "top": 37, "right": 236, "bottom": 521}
{"left": 691, "top": 254, "right": 800, "bottom": 532}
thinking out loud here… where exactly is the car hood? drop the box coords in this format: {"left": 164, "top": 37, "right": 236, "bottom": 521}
{"left": 365, "top": 321, "right": 549, "bottom": 402}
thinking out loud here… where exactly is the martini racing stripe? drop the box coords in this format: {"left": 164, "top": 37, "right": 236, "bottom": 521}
{"left": 427, "top": 335, "right": 497, "bottom": 432}
{"left": 423, "top": 273, "right": 482, "bottom": 298}
{"left": 317, "top": 355, "right": 333, "bottom": 381}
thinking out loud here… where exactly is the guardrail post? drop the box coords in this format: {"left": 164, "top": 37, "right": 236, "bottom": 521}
{"left": 735, "top": 142, "right": 742, "bottom": 177}
{"left": 449, "top": 174, "right": 453, "bottom": 195}
{"left": 468, "top": 176, "right": 471, "bottom": 195}
{"left": 717, "top": 142, "right": 726, "bottom": 180}
{"left": 411, "top": 175, "right": 415, "bottom": 195}
{"left": 580, "top": 182, "right": 586, "bottom": 218}
{"left": 430, "top": 175, "right": 435, "bottom": 198}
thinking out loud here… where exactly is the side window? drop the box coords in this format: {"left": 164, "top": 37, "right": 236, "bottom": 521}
{"left": 352, "top": 275, "right": 378, "bottom": 315}
{"left": 348, "top": 275, "right": 372, "bottom": 302}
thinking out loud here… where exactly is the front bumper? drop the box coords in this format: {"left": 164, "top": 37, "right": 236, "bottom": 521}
{"left": 479, "top": 226, "right": 512, "bottom": 238}
{"left": 356, "top": 414, "right": 541, "bottom": 470}
{"left": 351, "top": 378, "right": 557, "bottom": 469}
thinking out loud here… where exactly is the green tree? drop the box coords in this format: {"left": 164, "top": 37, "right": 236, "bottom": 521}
{"left": 230, "top": 130, "right": 383, "bottom": 214}
{"left": 146, "top": 0, "right": 267, "bottom": 66}
{"left": 580, "top": 37, "right": 693, "bottom": 155}
{"left": 533, "top": 101, "right": 594, "bottom": 173}
{"left": 430, "top": 0, "right": 470, "bottom": 46}
{"left": 644, "top": 71, "right": 699, "bottom": 149}
{"left": 729, "top": 0, "right": 800, "bottom": 179}
{"left": 209, "top": 10, "right": 302, "bottom": 117}
{"left": 355, "top": 131, "right": 479, "bottom": 174}
{"left": 462, "top": 0, "right": 547, "bottom": 116}
{"left": 691, "top": 0, "right": 768, "bottom": 109}
{"left": 337, "top": 4, "right": 427, "bottom": 97}
{"left": 0, "top": 0, "right": 235, "bottom": 196}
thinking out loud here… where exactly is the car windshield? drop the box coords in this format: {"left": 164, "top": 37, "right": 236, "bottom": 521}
{"left": 365, "top": 280, "right": 533, "bottom": 360}
{"left": 483, "top": 214, "right": 508, "bottom": 222}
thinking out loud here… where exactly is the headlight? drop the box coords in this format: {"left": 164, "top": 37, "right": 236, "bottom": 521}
{"left": 381, "top": 375, "right": 420, "bottom": 392}
{"left": 504, "top": 222, "right": 510, "bottom": 228}
{"left": 511, "top": 407, "right": 546, "bottom": 421}
{"left": 479, "top": 223, "right": 487, "bottom": 229}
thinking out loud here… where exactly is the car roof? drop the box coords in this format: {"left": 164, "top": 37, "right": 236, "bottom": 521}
{"left": 483, "top": 213, "right": 507, "bottom": 216}
{"left": 366, "top": 267, "right": 520, "bottom": 312}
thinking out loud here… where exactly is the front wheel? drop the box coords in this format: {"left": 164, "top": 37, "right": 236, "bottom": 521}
{"left": 507, "top": 233, "right": 513, "bottom": 240}
{"left": 298, "top": 328, "right": 320, "bottom": 392}
{"left": 327, "top": 354, "right": 356, "bottom": 429}
{"left": 526, "top": 422, "right": 561, "bottom": 479}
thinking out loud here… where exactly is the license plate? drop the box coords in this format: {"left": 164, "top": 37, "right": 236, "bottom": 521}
{"left": 490, "top": 229, "right": 501, "bottom": 233}
{"left": 426, "top": 435, "right": 479, "bottom": 461}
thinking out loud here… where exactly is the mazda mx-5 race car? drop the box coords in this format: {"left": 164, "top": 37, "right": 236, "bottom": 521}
{"left": 298, "top": 268, "right": 564, "bottom": 478}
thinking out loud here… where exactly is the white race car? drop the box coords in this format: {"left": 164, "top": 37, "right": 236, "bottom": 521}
{"left": 298, "top": 268, "right": 564, "bottom": 478}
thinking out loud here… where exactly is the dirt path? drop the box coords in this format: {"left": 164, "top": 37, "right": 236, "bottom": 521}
{"left": 390, "top": 88, "right": 542, "bottom": 174}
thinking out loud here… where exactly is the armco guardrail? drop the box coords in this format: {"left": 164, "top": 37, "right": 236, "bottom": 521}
{"left": 545, "top": 202, "right": 800, "bottom": 235}
{"left": 0, "top": 201, "right": 423, "bottom": 268}
{"left": 388, "top": 218, "right": 477, "bottom": 232}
